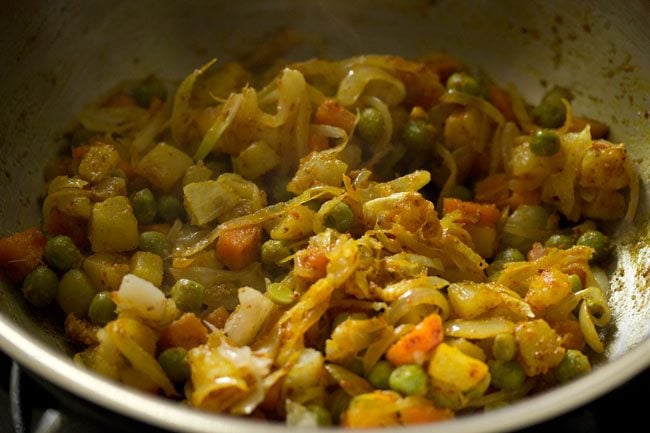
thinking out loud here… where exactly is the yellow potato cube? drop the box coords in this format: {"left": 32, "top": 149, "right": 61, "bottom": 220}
{"left": 428, "top": 342, "right": 489, "bottom": 392}
{"left": 83, "top": 252, "right": 130, "bottom": 291}
{"left": 89, "top": 196, "right": 139, "bottom": 252}
{"left": 130, "top": 251, "right": 164, "bottom": 286}
{"left": 137, "top": 142, "right": 193, "bottom": 191}
{"left": 234, "top": 140, "right": 280, "bottom": 180}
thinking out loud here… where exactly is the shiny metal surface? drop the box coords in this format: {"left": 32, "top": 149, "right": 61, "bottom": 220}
{"left": 1, "top": 1, "right": 649, "bottom": 432}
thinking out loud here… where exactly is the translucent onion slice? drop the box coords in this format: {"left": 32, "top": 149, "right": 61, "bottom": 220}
{"left": 579, "top": 300, "right": 605, "bottom": 353}
{"left": 444, "top": 318, "right": 515, "bottom": 339}
{"left": 386, "top": 286, "right": 451, "bottom": 324}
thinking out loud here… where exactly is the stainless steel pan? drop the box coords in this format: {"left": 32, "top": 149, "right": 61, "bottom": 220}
{"left": 1, "top": 1, "right": 649, "bottom": 432}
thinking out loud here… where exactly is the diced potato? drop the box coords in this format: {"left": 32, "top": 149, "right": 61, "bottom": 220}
{"left": 515, "top": 319, "right": 566, "bottom": 376}
{"left": 78, "top": 143, "right": 120, "bottom": 182}
{"left": 137, "top": 142, "right": 193, "bottom": 191}
{"left": 83, "top": 252, "right": 130, "bottom": 291}
{"left": 270, "top": 204, "right": 315, "bottom": 240}
{"left": 234, "top": 140, "right": 280, "bottom": 180}
{"left": 428, "top": 343, "right": 489, "bottom": 392}
{"left": 448, "top": 282, "right": 502, "bottom": 319}
{"left": 183, "top": 180, "right": 240, "bottom": 226}
{"left": 511, "top": 143, "right": 563, "bottom": 190}
{"left": 182, "top": 163, "right": 214, "bottom": 186}
{"left": 130, "top": 251, "right": 164, "bottom": 286}
{"left": 579, "top": 141, "right": 628, "bottom": 190}
{"left": 444, "top": 107, "right": 490, "bottom": 151}
{"left": 89, "top": 196, "right": 139, "bottom": 252}
{"left": 524, "top": 268, "right": 571, "bottom": 316}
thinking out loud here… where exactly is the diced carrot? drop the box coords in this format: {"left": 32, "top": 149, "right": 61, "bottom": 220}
{"left": 399, "top": 401, "right": 454, "bottom": 424}
{"left": 386, "top": 313, "right": 444, "bottom": 366}
{"left": 294, "top": 245, "right": 329, "bottom": 281}
{"left": 44, "top": 207, "right": 89, "bottom": 250}
{"left": 473, "top": 173, "right": 511, "bottom": 206}
{"left": 158, "top": 312, "right": 208, "bottom": 351}
{"left": 314, "top": 99, "right": 356, "bottom": 134}
{"left": 509, "top": 189, "right": 541, "bottom": 207}
{"left": 203, "top": 306, "right": 229, "bottom": 329}
{"left": 488, "top": 85, "right": 516, "bottom": 122}
{"left": 0, "top": 227, "right": 46, "bottom": 282}
{"left": 215, "top": 225, "right": 262, "bottom": 271}
{"left": 442, "top": 198, "right": 500, "bottom": 226}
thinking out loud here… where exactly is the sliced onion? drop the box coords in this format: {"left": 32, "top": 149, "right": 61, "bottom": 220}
{"left": 444, "top": 318, "right": 515, "bottom": 339}
{"left": 386, "top": 285, "right": 450, "bottom": 324}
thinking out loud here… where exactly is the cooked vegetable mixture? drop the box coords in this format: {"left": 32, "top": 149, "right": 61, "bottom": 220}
{"left": 0, "top": 53, "right": 640, "bottom": 427}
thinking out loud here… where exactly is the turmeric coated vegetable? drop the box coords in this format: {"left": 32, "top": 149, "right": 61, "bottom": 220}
{"left": 0, "top": 51, "right": 636, "bottom": 426}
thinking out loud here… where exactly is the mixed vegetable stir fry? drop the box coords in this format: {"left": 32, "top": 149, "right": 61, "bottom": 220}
{"left": 0, "top": 52, "right": 639, "bottom": 427}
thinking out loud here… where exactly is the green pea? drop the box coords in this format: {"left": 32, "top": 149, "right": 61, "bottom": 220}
{"left": 156, "top": 194, "right": 184, "bottom": 223}
{"left": 139, "top": 231, "right": 171, "bottom": 258}
{"left": 367, "top": 360, "right": 395, "bottom": 390}
{"left": 492, "top": 333, "right": 517, "bottom": 361}
{"left": 388, "top": 364, "right": 429, "bottom": 396}
{"left": 495, "top": 248, "right": 526, "bottom": 263}
{"left": 487, "top": 248, "right": 525, "bottom": 277}
{"left": 545, "top": 234, "right": 574, "bottom": 249}
{"left": 45, "top": 235, "right": 82, "bottom": 271}
{"left": 446, "top": 72, "right": 482, "bottom": 96}
{"left": 170, "top": 279, "right": 205, "bottom": 312}
{"left": 306, "top": 404, "right": 332, "bottom": 426}
{"left": 131, "top": 75, "right": 167, "bottom": 108}
{"left": 266, "top": 282, "right": 296, "bottom": 305}
{"left": 489, "top": 360, "right": 526, "bottom": 391}
{"left": 356, "top": 107, "right": 384, "bottom": 143}
{"left": 532, "top": 86, "right": 573, "bottom": 128}
{"left": 554, "top": 349, "right": 591, "bottom": 383}
{"left": 130, "top": 188, "right": 157, "bottom": 224}
{"left": 576, "top": 230, "right": 611, "bottom": 262}
{"left": 57, "top": 269, "right": 96, "bottom": 317}
{"left": 530, "top": 129, "right": 561, "bottom": 157}
{"left": 532, "top": 102, "right": 565, "bottom": 129}
{"left": 324, "top": 202, "right": 355, "bottom": 233}
{"left": 449, "top": 185, "right": 474, "bottom": 201}
{"left": 261, "top": 239, "right": 291, "bottom": 265}
{"left": 22, "top": 265, "right": 59, "bottom": 307}
{"left": 401, "top": 118, "right": 436, "bottom": 151}
{"left": 569, "top": 274, "right": 582, "bottom": 292}
{"left": 88, "top": 291, "right": 117, "bottom": 326}
{"left": 157, "top": 347, "right": 190, "bottom": 383}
